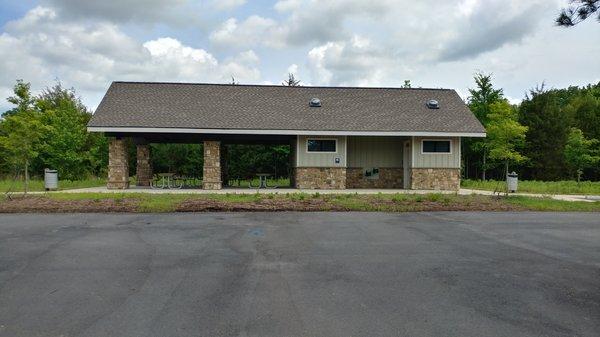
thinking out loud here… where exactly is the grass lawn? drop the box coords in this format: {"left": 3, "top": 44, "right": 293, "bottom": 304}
{"left": 227, "top": 177, "right": 291, "bottom": 188}
{"left": 461, "top": 179, "right": 600, "bottom": 195}
{"left": 0, "top": 178, "right": 106, "bottom": 193}
{"left": 1, "top": 192, "right": 598, "bottom": 213}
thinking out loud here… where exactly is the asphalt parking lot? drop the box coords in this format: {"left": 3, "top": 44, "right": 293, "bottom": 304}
{"left": 0, "top": 212, "right": 599, "bottom": 337}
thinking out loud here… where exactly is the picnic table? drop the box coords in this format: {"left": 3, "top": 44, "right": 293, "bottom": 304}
{"left": 151, "top": 173, "right": 182, "bottom": 189}
{"left": 249, "top": 173, "right": 278, "bottom": 189}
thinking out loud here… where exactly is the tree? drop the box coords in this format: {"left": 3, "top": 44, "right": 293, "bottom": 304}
{"left": 282, "top": 73, "right": 301, "bottom": 86}
{"left": 402, "top": 80, "right": 412, "bottom": 88}
{"left": 519, "top": 86, "right": 573, "bottom": 180}
{"left": 0, "top": 81, "right": 47, "bottom": 193}
{"left": 564, "top": 127, "right": 600, "bottom": 182}
{"left": 566, "top": 91, "right": 600, "bottom": 141}
{"left": 556, "top": 0, "right": 599, "bottom": 26}
{"left": 465, "top": 72, "right": 504, "bottom": 180}
{"left": 35, "top": 82, "right": 100, "bottom": 180}
{"left": 485, "top": 101, "right": 528, "bottom": 184}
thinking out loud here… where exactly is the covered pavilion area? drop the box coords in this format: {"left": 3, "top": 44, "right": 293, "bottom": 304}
{"left": 108, "top": 132, "right": 294, "bottom": 190}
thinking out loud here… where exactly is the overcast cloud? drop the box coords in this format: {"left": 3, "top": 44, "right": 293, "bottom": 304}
{"left": 0, "top": 0, "right": 598, "bottom": 110}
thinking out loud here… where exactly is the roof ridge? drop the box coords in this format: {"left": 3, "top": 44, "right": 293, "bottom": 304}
{"left": 111, "top": 81, "right": 453, "bottom": 91}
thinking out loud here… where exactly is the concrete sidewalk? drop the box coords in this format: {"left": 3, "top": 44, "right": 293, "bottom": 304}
{"left": 458, "top": 188, "right": 600, "bottom": 203}
{"left": 28, "top": 186, "right": 600, "bottom": 202}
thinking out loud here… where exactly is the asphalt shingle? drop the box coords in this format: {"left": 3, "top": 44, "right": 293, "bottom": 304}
{"left": 88, "top": 82, "right": 485, "bottom": 134}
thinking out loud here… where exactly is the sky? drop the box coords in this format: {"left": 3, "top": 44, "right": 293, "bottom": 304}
{"left": 0, "top": 0, "right": 598, "bottom": 111}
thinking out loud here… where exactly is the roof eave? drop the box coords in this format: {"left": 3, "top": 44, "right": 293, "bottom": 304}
{"left": 87, "top": 126, "right": 486, "bottom": 138}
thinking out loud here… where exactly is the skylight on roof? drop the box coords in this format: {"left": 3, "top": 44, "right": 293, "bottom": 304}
{"left": 426, "top": 99, "right": 439, "bottom": 109}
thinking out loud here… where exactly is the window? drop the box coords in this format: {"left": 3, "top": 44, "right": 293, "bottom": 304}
{"left": 422, "top": 140, "right": 451, "bottom": 153}
{"left": 307, "top": 139, "right": 336, "bottom": 152}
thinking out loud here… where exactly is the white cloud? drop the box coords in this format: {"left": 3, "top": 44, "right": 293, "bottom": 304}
{"left": 0, "top": 6, "right": 260, "bottom": 110}
{"left": 209, "top": 16, "right": 286, "bottom": 49}
{"left": 1, "top": 0, "right": 598, "bottom": 110}
{"left": 307, "top": 35, "right": 397, "bottom": 86}
{"left": 211, "top": 0, "right": 396, "bottom": 50}
{"left": 287, "top": 64, "right": 298, "bottom": 75}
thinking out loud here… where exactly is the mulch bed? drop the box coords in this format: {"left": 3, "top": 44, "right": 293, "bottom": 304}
{"left": 0, "top": 195, "right": 523, "bottom": 213}
{"left": 175, "top": 198, "right": 347, "bottom": 212}
{"left": 0, "top": 196, "right": 138, "bottom": 213}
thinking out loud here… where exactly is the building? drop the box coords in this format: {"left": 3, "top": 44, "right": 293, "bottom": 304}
{"left": 87, "top": 82, "right": 485, "bottom": 190}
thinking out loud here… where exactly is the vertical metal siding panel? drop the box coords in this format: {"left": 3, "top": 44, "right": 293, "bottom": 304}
{"left": 346, "top": 136, "right": 404, "bottom": 167}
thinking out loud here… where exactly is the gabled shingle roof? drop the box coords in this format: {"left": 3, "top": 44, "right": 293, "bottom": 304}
{"left": 88, "top": 82, "right": 485, "bottom": 135}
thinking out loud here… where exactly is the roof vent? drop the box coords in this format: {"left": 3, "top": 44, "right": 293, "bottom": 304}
{"left": 309, "top": 98, "right": 321, "bottom": 107}
{"left": 426, "top": 99, "right": 439, "bottom": 109}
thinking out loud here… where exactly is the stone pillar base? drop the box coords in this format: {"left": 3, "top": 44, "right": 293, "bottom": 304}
{"left": 294, "top": 167, "right": 346, "bottom": 189}
{"left": 202, "top": 181, "right": 222, "bottom": 190}
{"left": 136, "top": 144, "right": 152, "bottom": 187}
{"left": 410, "top": 168, "right": 460, "bottom": 191}
{"left": 107, "top": 138, "right": 129, "bottom": 189}
{"left": 203, "top": 141, "right": 222, "bottom": 190}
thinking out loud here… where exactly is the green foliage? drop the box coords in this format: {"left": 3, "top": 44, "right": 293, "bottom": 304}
{"left": 282, "top": 73, "right": 301, "bottom": 86}
{"left": 468, "top": 72, "right": 504, "bottom": 125}
{"left": 564, "top": 128, "right": 600, "bottom": 181}
{"left": 464, "top": 72, "right": 505, "bottom": 180}
{"left": 556, "top": 0, "right": 599, "bottom": 27}
{"left": 461, "top": 179, "right": 600, "bottom": 195}
{"left": 0, "top": 81, "right": 48, "bottom": 191}
{"left": 36, "top": 83, "right": 103, "bottom": 180}
{"left": 486, "top": 100, "right": 528, "bottom": 175}
{"left": 0, "top": 178, "right": 105, "bottom": 192}
{"left": 0, "top": 80, "right": 107, "bottom": 182}
{"left": 226, "top": 144, "right": 290, "bottom": 180}
{"left": 519, "top": 86, "right": 572, "bottom": 180}
{"left": 566, "top": 90, "right": 600, "bottom": 141}
{"left": 150, "top": 143, "right": 203, "bottom": 176}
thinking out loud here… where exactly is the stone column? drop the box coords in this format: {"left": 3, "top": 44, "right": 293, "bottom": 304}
{"left": 220, "top": 143, "right": 228, "bottom": 187}
{"left": 107, "top": 138, "right": 129, "bottom": 189}
{"left": 136, "top": 144, "right": 152, "bottom": 187}
{"left": 203, "top": 141, "right": 222, "bottom": 190}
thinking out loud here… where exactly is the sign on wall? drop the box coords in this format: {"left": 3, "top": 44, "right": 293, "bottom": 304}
{"left": 364, "top": 167, "right": 379, "bottom": 180}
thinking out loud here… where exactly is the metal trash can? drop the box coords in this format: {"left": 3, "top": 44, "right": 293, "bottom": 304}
{"left": 44, "top": 169, "right": 58, "bottom": 191}
{"left": 507, "top": 171, "right": 518, "bottom": 193}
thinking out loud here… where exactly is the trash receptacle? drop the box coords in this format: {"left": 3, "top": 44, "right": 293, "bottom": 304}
{"left": 507, "top": 171, "right": 518, "bottom": 193}
{"left": 44, "top": 169, "right": 58, "bottom": 191}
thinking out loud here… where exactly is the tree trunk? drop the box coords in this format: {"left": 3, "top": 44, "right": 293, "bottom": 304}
{"left": 24, "top": 160, "right": 29, "bottom": 195}
{"left": 482, "top": 150, "right": 486, "bottom": 181}
{"left": 505, "top": 160, "right": 509, "bottom": 192}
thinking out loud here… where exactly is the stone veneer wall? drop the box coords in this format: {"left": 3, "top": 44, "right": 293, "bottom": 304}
{"left": 136, "top": 144, "right": 152, "bottom": 187}
{"left": 203, "top": 141, "right": 222, "bottom": 190}
{"left": 410, "top": 168, "right": 460, "bottom": 191}
{"left": 107, "top": 138, "right": 129, "bottom": 189}
{"left": 346, "top": 168, "right": 403, "bottom": 189}
{"left": 294, "top": 167, "right": 346, "bottom": 189}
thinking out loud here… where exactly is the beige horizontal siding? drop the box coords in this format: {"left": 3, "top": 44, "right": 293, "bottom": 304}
{"left": 347, "top": 136, "right": 404, "bottom": 168}
{"left": 296, "top": 136, "right": 346, "bottom": 168}
{"left": 412, "top": 137, "right": 461, "bottom": 168}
